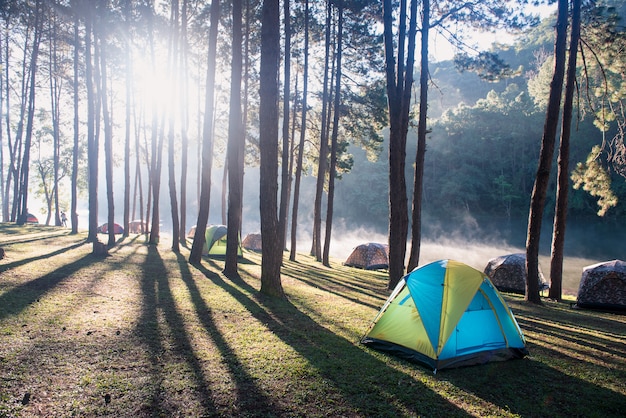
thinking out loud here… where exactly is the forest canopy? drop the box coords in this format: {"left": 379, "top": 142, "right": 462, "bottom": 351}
{"left": 0, "top": 0, "right": 624, "bottom": 257}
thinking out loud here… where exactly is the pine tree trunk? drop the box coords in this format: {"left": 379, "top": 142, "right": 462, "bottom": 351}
{"left": 221, "top": 161, "right": 227, "bottom": 225}
{"left": 85, "top": 5, "right": 99, "bottom": 243}
{"left": 48, "top": 13, "right": 61, "bottom": 227}
{"left": 167, "top": 0, "right": 181, "bottom": 253}
{"left": 224, "top": 0, "right": 244, "bottom": 277}
{"left": 278, "top": 0, "right": 291, "bottom": 251}
{"left": 189, "top": 0, "right": 220, "bottom": 264}
{"left": 71, "top": 7, "right": 79, "bottom": 234}
{"left": 123, "top": 0, "right": 132, "bottom": 238}
{"left": 133, "top": 98, "right": 145, "bottom": 234}
{"left": 0, "top": 29, "right": 5, "bottom": 223}
{"left": 17, "top": 0, "right": 43, "bottom": 226}
{"left": 179, "top": 0, "right": 189, "bottom": 244}
{"left": 98, "top": 25, "right": 116, "bottom": 248}
{"left": 323, "top": 1, "right": 343, "bottom": 267}
{"left": 259, "top": 0, "right": 285, "bottom": 298}
{"left": 289, "top": 0, "right": 309, "bottom": 262}
{"left": 1, "top": 24, "right": 12, "bottom": 224}
{"left": 526, "top": 0, "right": 568, "bottom": 304}
{"left": 408, "top": 0, "right": 429, "bottom": 272}
{"left": 311, "top": 1, "right": 332, "bottom": 261}
{"left": 550, "top": 0, "right": 581, "bottom": 301}
{"left": 383, "top": 0, "right": 418, "bottom": 289}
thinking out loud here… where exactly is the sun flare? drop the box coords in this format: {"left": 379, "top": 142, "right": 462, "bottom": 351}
{"left": 133, "top": 54, "right": 178, "bottom": 113}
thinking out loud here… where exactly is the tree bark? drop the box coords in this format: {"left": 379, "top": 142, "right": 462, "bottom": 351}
{"left": 259, "top": 0, "right": 285, "bottom": 298}
{"left": 48, "top": 9, "right": 61, "bottom": 227}
{"left": 278, "top": 0, "right": 291, "bottom": 251}
{"left": 71, "top": 2, "right": 80, "bottom": 234}
{"left": 383, "top": 0, "right": 418, "bottom": 289}
{"left": 407, "top": 0, "right": 429, "bottom": 272}
{"left": 149, "top": 117, "right": 165, "bottom": 246}
{"left": 526, "top": 0, "right": 568, "bottom": 304}
{"left": 1, "top": 22, "right": 12, "bottom": 223}
{"left": 7, "top": 19, "right": 29, "bottom": 224}
{"left": 224, "top": 0, "right": 244, "bottom": 277}
{"left": 123, "top": 0, "right": 132, "bottom": 238}
{"left": 133, "top": 97, "right": 145, "bottom": 234}
{"left": 323, "top": 0, "right": 343, "bottom": 267}
{"left": 17, "top": 0, "right": 43, "bottom": 226}
{"left": 311, "top": 0, "right": 332, "bottom": 261}
{"left": 148, "top": 2, "right": 163, "bottom": 246}
{"left": 0, "top": 28, "right": 5, "bottom": 223}
{"left": 290, "top": 0, "right": 309, "bottom": 262}
{"left": 168, "top": 0, "right": 181, "bottom": 253}
{"left": 99, "top": 24, "right": 115, "bottom": 247}
{"left": 179, "top": 0, "right": 189, "bottom": 244}
{"left": 85, "top": 4, "right": 99, "bottom": 243}
{"left": 221, "top": 161, "right": 227, "bottom": 225}
{"left": 189, "top": 0, "right": 220, "bottom": 264}
{"left": 143, "top": 117, "right": 152, "bottom": 236}
{"left": 550, "top": 0, "right": 581, "bottom": 302}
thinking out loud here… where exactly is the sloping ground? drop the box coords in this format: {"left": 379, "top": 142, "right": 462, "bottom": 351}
{"left": 1, "top": 225, "right": 625, "bottom": 417}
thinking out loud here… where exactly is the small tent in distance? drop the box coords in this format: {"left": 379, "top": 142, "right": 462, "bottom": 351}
{"left": 242, "top": 233, "right": 262, "bottom": 252}
{"left": 97, "top": 222, "right": 124, "bottom": 234}
{"left": 361, "top": 259, "right": 528, "bottom": 371}
{"left": 484, "top": 253, "right": 549, "bottom": 294}
{"left": 344, "top": 242, "right": 389, "bottom": 270}
{"left": 576, "top": 260, "right": 626, "bottom": 311}
{"left": 25, "top": 213, "right": 39, "bottom": 224}
{"left": 129, "top": 220, "right": 147, "bottom": 234}
{"left": 203, "top": 224, "right": 242, "bottom": 257}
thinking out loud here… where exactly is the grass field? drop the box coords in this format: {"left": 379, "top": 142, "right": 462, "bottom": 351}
{"left": 0, "top": 224, "right": 625, "bottom": 417}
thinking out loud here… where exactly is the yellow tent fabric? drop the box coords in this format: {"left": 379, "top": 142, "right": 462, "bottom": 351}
{"left": 366, "top": 285, "right": 436, "bottom": 360}
{"left": 361, "top": 260, "right": 527, "bottom": 371}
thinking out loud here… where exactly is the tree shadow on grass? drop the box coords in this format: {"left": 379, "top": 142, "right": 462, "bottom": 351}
{"left": 0, "top": 227, "right": 70, "bottom": 246}
{"left": 136, "top": 245, "right": 217, "bottom": 416}
{"left": 519, "top": 315, "right": 626, "bottom": 365}
{"left": 175, "top": 253, "right": 282, "bottom": 416}
{"left": 0, "top": 252, "right": 95, "bottom": 321}
{"left": 280, "top": 261, "right": 384, "bottom": 310}
{"left": 442, "top": 352, "right": 626, "bottom": 417}
{"left": 439, "top": 302, "right": 626, "bottom": 417}
{"left": 0, "top": 240, "right": 87, "bottom": 273}
{"left": 191, "top": 262, "right": 471, "bottom": 417}
{"left": 242, "top": 253, "right": 387, "bottom": 310}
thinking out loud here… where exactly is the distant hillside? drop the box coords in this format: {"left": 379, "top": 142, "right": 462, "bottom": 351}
{"left": 428, "top": 15, "right": 555, "bottom": 118}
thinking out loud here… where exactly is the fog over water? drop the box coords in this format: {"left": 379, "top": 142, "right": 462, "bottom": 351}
{"left": 321, "top": 215, "right": 624, "bottom": 296}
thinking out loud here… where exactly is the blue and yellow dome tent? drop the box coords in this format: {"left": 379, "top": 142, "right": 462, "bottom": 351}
{"left": 361, "top": 259, "right": 527, "bottom": 372}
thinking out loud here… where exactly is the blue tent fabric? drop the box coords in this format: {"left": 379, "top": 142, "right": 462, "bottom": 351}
{"left": 362, "top": 259, "right": 528, "bottom": 371}
{"left": 405, "top": 261, "right": 447, "bottom": 352}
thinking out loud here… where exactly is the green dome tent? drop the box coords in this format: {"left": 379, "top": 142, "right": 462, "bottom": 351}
{"left": 203, "top": 225, "right": 242, "bottom": 257}
{"left": 361, "top": 259, "right": 528, "bottom": 372}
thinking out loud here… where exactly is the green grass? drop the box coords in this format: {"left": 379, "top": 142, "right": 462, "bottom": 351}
{"left": 0, "top": 224, "right": 625, "bottom": 417}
